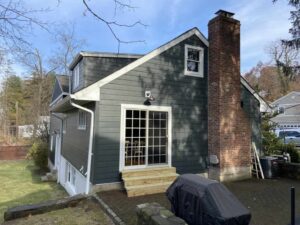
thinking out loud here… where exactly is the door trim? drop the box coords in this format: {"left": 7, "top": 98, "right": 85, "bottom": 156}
{"left": 119, "top": 104, "right": 172, "bottom": 171}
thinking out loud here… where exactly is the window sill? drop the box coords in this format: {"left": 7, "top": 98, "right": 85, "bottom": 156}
{"left": 78, "top": 126, "right": 86, "bottom": 130}
{"left": 184, "top": 71, "right": 203, "bottom": 78}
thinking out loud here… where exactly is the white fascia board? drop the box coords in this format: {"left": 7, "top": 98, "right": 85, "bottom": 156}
{"left": 240, "top": 77, "right": 272, "bottom": 113}
{"left": 71, "top": 87, "right": 100, "bottom": 101}
{"left": 70, "top": 28, "right": 208, "bottom": 101}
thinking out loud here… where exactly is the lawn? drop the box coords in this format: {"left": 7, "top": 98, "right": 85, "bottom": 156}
{"left": 2, "top": 198, "right": 114, "bottom": 225}
{"left": 0, "top": 160, "right": 67, "bottom": 223}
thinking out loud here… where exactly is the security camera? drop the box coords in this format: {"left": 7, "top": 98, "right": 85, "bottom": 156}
{"left": 145, "top": 91, "right": 151, "bottom": 98}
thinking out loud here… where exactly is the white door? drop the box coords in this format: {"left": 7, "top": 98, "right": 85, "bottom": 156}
{"left": 120, "top": 105, "right": 172, "bottom": 170}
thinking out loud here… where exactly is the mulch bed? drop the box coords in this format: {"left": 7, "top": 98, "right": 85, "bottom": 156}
{"left": 98, "top": 178, "right": 300, "bottom": 225}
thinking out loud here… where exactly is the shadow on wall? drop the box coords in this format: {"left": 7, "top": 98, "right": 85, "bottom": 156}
{"left": 137, "top": 37, "right": 209, "bottom": 174}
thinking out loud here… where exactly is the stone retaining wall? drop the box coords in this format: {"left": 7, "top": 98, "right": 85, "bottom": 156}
{"left": 0, "top": 145, "right": 30, "bottom": 160}
{"left": 278, "top": 162, "right": 300, "bottom": 180}
{"left": 136, "top": 202, "right": 187, "bottom": 225}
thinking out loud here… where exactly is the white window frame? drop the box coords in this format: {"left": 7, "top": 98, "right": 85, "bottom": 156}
{"left": 66, "top": 162, "right": 76, "bottom": 190}
{"left": 78, "top": 110, "right": 87, "bottom": 130}
{"left": 184, "top": 44, "right": 204, "bottom": 78}
{"left": 73, "top": 63, "right": 80, "bottom": 90}
{"left": 119, "top": 104, "right": 172, "bottom": 171}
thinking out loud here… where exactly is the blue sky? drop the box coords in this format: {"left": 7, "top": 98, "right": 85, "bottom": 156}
{"left": 13, "top": 0, "right": 292, "bottom": 75}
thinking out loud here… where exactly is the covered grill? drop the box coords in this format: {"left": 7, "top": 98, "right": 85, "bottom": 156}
{"left": 166, "top": 174, "right": 251, "bottom": 225}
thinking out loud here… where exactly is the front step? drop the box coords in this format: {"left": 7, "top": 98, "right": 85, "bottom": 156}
{"left": 124, "top": 174, "right": 178, "bottom": 187}
{"left": 122, "top": 167, "right": 178, "bottom": 197}
{"left": 122, "top": 167, "right": 176, "bottom": 178}
{"left": 126, "top": 182, "right": 173, "bottom": 197}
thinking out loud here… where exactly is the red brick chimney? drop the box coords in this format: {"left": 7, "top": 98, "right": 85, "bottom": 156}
{"left": 208, "top": 10, "right": 251, "bottom": 181}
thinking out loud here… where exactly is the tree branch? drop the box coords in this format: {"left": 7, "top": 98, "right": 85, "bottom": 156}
{"left": 82, "top": 0, "right": 146, "bottom": 52}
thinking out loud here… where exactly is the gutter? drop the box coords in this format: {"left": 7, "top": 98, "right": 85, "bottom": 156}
{"left": 69, "top": 99, "right": 94, "bottom": 195}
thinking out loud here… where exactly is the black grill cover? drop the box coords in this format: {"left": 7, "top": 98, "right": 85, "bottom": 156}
{"left": 166, "top": 174, "right": 251, "bottom": 225}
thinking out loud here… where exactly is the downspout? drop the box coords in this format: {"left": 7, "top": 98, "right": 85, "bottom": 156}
{"left": 69, "top": 99, "right": 94, "bottom": 195}
{"left": 50, "top": 112, "right": 64, "bottom": 183}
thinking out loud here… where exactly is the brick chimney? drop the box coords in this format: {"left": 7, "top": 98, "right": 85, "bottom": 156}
{"left": 208, "top": 10, "right": 251, "bottom": 181}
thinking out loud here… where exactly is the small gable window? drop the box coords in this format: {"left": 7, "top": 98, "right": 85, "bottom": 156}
{"left": 78, "top": 110, "right": 87, "bottom": 130}
{"left": 184, "top": 44, "right": 204, "bottom": 77}
{"left": 73, "top": 63, "right": 80, "bottom": 89}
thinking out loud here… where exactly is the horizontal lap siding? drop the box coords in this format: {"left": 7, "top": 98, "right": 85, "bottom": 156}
{"left": 83, "top": 57, "right": 137, "bottom": 88}
{"left": 61, "top": 103, "right": 94, "bottom": 176}
{"left": 92, "top": 35, "right": 208, "bottom": 184}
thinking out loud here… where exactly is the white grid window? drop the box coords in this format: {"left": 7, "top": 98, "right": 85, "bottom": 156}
{"left": 124, "top": 110, "right": 168, "bottom": 167}
{"left": 78, "top": 110, "right": 87, "bottom": 130}
{"left": 184, "top": 44, "right": 204, "bottom": 77}
{"left": 73, "top": 63, "right": 80, "bottom": 89}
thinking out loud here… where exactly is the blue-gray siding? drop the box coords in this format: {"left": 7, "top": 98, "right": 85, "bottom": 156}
{"left": 241, "top": 85, "right": 262, "bottom": 152}
{"left": 72, "top": 57, "right": 137, "bottom": 93}
{"left": 92, "top": 34, "right": 208, "bottom": 184}
{"left": 51, "top": 79, "right": 63, "bottom": 102}
{"left": 61, "top": 103, "right": 94, "bottom": 175}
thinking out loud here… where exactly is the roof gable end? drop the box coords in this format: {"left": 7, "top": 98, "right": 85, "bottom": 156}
{"left": 72, "top": 28, "right": 208, "bottom": 100}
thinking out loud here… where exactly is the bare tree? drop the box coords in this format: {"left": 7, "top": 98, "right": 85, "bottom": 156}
{"left": 267, "top": 40, "right": 300, "bottom": 94}
{"left": 0, "top": 0, "right": 49, "bottom": 52}
{"left": 50, "top": 23, "right": 85, "bottom": 75}
{"left": 82, "top": 0, "right": 147, "bottom": 52}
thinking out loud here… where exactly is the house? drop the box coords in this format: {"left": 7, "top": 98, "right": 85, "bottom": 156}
{"left": 270, "top": 91, "right": 300, "bottom": 129}
{"left": 49, "top": 10, "right": 269, "bottom": 196}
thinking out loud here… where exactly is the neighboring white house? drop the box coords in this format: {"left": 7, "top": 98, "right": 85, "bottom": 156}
{"left": 18, "top": 116, "right": 50, "bottom": 138}
{"left": 270, "top": 91, "right": 300, "bottom": 129}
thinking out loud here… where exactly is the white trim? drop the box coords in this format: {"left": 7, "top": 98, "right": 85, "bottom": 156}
{"left": 71, "top": 28, "right": 208, "bottom": 101}
{"left": 119, "top": 104, "right": 172, "bottom": 171}
{"left": 184, "top": 44, "right": 204, "bottom": 77}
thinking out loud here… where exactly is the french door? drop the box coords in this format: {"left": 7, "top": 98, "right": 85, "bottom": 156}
{"left": 120, "top": 105, "right": 171, "bottom": 170}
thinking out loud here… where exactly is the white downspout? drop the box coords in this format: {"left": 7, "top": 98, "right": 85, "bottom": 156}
{"left": 50, "top": 112, "right": 64, "bottom": 183}
{"left": 69, "top": 100, "right": 94, "bottom": 195}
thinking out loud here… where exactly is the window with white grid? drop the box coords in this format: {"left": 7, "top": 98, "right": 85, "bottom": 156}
{"left": 124, "top": 109, "right": 168, "bottom": 167}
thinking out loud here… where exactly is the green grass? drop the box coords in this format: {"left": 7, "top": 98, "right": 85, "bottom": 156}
{"left": 0, "top": 160, "right": 67, "bottom": 223}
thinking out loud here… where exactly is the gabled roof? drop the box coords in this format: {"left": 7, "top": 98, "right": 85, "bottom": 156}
{"left": 71, "top": 27, "right": 209, "bottom": 101}
{"left": 68, "top": 27, "right": 269, "bottom": 113}
{"left": 271, "top": 91, "right": 300, "bottom": 106}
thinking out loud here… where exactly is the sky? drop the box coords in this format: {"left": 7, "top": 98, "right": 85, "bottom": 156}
{"left": 12, "top": 0, "right": 293, "bottom": 76}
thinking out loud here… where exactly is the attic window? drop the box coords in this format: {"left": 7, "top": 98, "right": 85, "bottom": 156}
{"left": 278, "top": 106, "right": 285, "bottom": 114}
{"left": 184, "top": 44, "right": 204, "bottom": 77}
{"left": 73, "top": 63, "right": 80, "bottom": 89}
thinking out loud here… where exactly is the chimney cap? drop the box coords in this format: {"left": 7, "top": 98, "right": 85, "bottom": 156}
{"left": 215, "top": 10, "right": 235, "bottom": 18}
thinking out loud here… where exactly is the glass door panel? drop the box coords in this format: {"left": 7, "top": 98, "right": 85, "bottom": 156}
{"left": 124, "top": 110, "right": 146, "bottom": 167}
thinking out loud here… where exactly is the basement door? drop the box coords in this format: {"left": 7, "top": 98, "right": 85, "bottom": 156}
{"left": 120, "top": 105, "right": 172, "bottom": 170}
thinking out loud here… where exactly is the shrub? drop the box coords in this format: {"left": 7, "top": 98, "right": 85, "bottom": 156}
{"left": 27, "top": 140, "right": 48, "bottom": 171}
{"left": 279, "top": 143, "right": 300, "bottom": 163}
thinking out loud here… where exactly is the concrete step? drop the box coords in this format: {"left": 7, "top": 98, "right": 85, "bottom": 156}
{"left": 123, "top": 174, "right": 178, "bottom": 187}
{"left": 122, "top": 167, "right": 176, "bottom": 178}
{"left": 126, "top": 182, "right": 172, "bottom": 197}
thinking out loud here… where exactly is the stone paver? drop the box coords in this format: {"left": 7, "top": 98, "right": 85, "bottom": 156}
{"left": 98, "top": 178, "right": 300, "bottom": 225}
